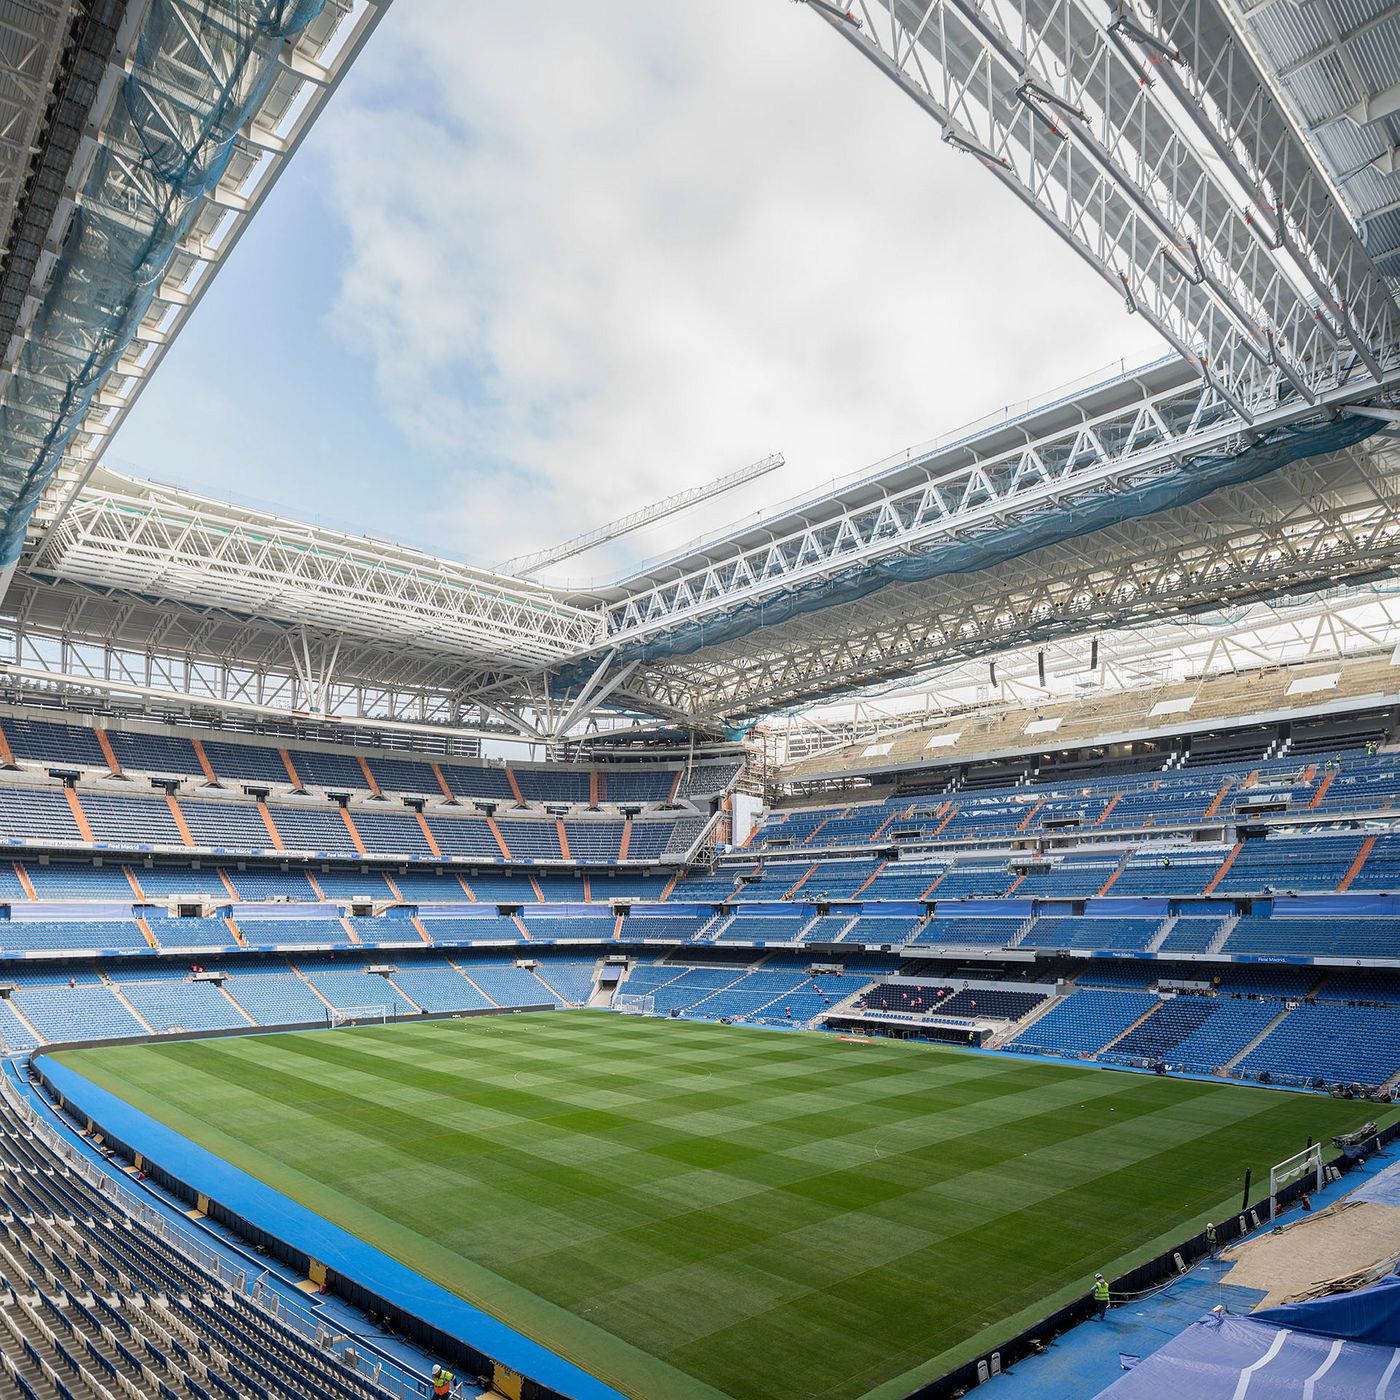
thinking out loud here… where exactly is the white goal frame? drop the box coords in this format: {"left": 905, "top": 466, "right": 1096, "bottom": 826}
{"left": 329, "top": 1005, "right": 388, "bottom": 1028}
{"left": 1269, "top": 1143, "right": 1322, "bottom": 1220}
{"left": 614, "top": 993, "right": 655, "bottom": 1016}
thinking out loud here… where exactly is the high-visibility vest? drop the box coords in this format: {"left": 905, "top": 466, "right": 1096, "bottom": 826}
{"left": 1093, "top": 1279, "right": 1110, "bottom": 1302}
{"left": 1206, "top": 1225, "right": 1217, "bottom": 1244}
{"left": 433, "top": 1371, "right": 453, "bottom": 1397}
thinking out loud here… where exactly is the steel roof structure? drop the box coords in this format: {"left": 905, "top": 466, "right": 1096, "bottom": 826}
{"left": 0, "top": 0, "right": 1395, "bottom": 748}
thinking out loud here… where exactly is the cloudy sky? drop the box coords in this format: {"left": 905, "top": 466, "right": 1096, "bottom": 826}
{"left": 109, "top": 0, "right": 1162, "bottom": 580}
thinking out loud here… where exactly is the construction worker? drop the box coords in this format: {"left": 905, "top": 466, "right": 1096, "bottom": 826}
{"left": 1092, "top": 1273, "right": 1110, "bottom": 1320}
{"left": 431, "top": 1365, "right": 454, "bottom": 1398}
{"left": 1205, "top": 1221, "right": 1217, "bottom": 1255}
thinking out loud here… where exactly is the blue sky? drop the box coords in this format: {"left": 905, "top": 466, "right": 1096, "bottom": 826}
{"left": 108, "top": 1, "right": 1162, "bottom": 578}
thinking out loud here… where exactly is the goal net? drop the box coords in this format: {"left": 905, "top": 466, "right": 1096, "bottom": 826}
{"left": 614, "top": 993, "right": 655, "bottom": 1016}
{"left": 1269, "top": 1143, "right": 1322, "bottom": 1220}
{"left": 329, "top": 1005, "right": 387, "bottom": 1028}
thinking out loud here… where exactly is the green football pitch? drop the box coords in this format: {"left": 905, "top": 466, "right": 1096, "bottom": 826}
{"left": 54, "top": 1012, "right": 1385, "bottom": 1400}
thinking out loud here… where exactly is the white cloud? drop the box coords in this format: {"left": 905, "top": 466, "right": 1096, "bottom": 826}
{"left": 322, "top": 0, "right": 1162, "bottom": 573}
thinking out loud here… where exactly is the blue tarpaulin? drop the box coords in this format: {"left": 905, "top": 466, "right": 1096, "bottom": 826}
{"left": 1096, "top": 1280, "right": 1400, "bottom": 1398}
{"left": 1255, "top": 1273, "right": 1400, "bottom": 1347}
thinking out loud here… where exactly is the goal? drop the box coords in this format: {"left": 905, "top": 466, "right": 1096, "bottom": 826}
{"left": 328, "top": 1005, "right": 388, "bottom": 1029}
{"left": 614, "top": 993, "right": 655, "bottom": 1016}
{"left": 1269, "top": 1143, "right": 1322, "bottom": 1220}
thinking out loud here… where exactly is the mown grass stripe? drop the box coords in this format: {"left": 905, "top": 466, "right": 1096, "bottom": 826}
{"left": 57, "top": 1012, "right": 1391, "bottom": 1400}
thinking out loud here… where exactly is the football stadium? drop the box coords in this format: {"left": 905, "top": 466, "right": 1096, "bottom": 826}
{"left": 0, "top": 1, "right": 1395, "bottom": 1399}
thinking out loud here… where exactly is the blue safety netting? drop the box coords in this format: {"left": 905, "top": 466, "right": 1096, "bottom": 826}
{"left": 0, "top": 0, "right": 326, "bottom": 566}
{"left": 570, "top": 411, "right": 1382, "bottom": 688}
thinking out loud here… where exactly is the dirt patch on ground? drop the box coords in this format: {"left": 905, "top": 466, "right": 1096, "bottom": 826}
{"left": 1220, "top": 1200, "right": 1400, "bottom": 1306}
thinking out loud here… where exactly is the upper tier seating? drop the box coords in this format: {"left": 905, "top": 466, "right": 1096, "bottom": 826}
{"left": 1224, "top": 916, "right": 1400, "bottom": 959}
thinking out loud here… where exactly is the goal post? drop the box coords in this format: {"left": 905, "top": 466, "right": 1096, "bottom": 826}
{"left": 614, "top": 993, "right": 655, "bottom": 1016}
{"left": 1269, "top": 1143, "right": 1322, "bottom": 1220}
{"left": 328, "top": 1005, "right": 388, "bottom": 1029}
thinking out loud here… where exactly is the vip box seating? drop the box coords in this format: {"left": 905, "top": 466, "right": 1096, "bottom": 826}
{"left": 1006, "top": 990, "right": 1158, "bottom": 1055}
{"left": 935, "top": 987, "right": 1045, "bottom": 1019}
{"left": 857, "top": 983, "right": 1044, "bottom": 1020}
